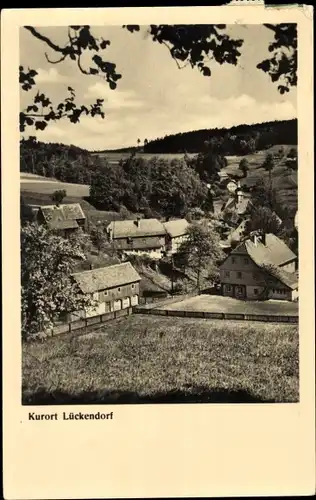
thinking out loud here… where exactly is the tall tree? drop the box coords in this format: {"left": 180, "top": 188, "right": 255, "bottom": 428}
{"left": 262, "top": 152, "right": 275, "bottom": 208}
{"left": 21, "top": 223, "right": 95, "bottom": 339}
{"left": 51, "top": 189, "right": 67, "bottom": 206}
{"left": 89, "top": 162, "right": 130, "bottom": 210}
{"left": 244, "top": 206, "right": 283, "bottom": 237}
{"left": 239, "top": 158, "right": 249, "bottom": 178}
{"left": 176, "top": 221, "right": 224, "bottom": 293}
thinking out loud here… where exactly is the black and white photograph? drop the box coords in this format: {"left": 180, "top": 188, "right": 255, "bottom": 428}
{"left": 20, "top": 22, "right": 300, "bottom": 406}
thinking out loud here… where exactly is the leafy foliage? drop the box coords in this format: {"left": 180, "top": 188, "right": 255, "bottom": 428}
{"left": 239, "top": 158, "right": 249, "bottom": 177}
{"left": 175, "top": 221, "right": 224, "bottom": 292}
{"left": 89, "top": 155, "right": 208, "bottom": 217}
{"left": 185, "top": 137, "right": 227, "bottom": 184}
{"left": 21, "top": 223, "right": 95, "bottom": 339}
{"left": 256, "top": 24, "right": 297, "bottom": 94}
{"left": 20, "top": 137, "right": 94, "bottom": 183}
{"left": 244, "top": 206, "right": 283, "bottom": 237}
{"left": 20, "top": 82, "right": 105, "bottom": 132}
{"left": 51, "top": 189, "right": 67, "bottom": 206}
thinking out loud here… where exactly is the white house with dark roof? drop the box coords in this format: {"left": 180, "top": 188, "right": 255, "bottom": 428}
{"left": 37, "top": 203, "right": 86, "bottom": 236}
{"left": 221, "top": 182, "right": 252, "bottom": 217}
{"left": 219, "top": 233, "right": 298, "bottom": 301}
{"left": 69, "top": 262, "right": 141, "bottom": 321}
{"left": 107, "top": 218, "right": 167, "bottom": 259}
{"left": 163, "top": 219, "right": 189, "bottom": 254}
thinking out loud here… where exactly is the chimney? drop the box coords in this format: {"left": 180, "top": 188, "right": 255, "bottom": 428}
{"left": 236, "top": 183, "right": 243, "bottom": 205}
{"left": 250, "top": 233, "right": 258, "bottom": 246}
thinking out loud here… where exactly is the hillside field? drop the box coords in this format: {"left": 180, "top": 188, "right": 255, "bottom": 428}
{"left": 22, "top": 315, "right": 299, "bottom": 405}
{"left": 20, "top": 172, "right": 90, "bottom": 198}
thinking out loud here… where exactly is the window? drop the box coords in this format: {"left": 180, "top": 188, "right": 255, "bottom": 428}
{"left": 118, "top": 287, "right": 121, "bottom": 292}
{"left": 254, "top": 288, "right": 258, "bottom": 295}
{"left": 131, "top": 284, "right": 135, "bottom": 289}
{"left": 244, "top": 258, "right": 249, "bottom": 264}
{"left": 226, "top": 285, "right": 231, "bottom": 292}
{"left": 237, "top": 286, "right": 243, "bottom": 293}
{"left": 225, "top": 271, "right": 230, "bottom": 277}
{"left": 253, "top": 272, "right": 260, "bottom": 280}
{"left": 237, "top": 272, "right": 242, "bottom": 279}
{"left": 104, "top": 290, "right": 108, "bottom": 296}
{"left": 232, "top": 257, "right": 236, "bottom": 264}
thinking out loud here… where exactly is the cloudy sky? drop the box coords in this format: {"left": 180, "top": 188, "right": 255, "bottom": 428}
{"left": 20, "top": 25, "right": 297, "bottom": 151}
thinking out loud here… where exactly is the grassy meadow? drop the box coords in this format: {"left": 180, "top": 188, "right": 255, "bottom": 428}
{"left": 20, "top": 172, "right": 90, "bottom": 198}
{"left": 22, "top": 315, "right": 299, "bottom": 405}
{"left": 161, "top": 295, "right": 299, "bottom": 316}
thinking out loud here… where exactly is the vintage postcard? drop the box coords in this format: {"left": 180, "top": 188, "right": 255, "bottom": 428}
{"left": 1, "top": 5, "right": 315, "bottom": 499}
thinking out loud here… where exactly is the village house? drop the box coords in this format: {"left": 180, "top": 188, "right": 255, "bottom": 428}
{"left": 221, "top": 182, "right": 252, "bottom": 217}
{"left": 221, "top": 210, "right": 283, "bottom": 249}
{"left": 106, "top": 217, "right": 167, "bottom": 259}
{"left": 36, "top": 203, "right": 86, "bottom": 237}
{"left": 69, "top": 262, "right": 141, "bottom": 321}
{"left": 219, "top": 233, "right": 298, "bottom": 301}
{"left": 163, "top": 218, "right": 189, "bottom": 254}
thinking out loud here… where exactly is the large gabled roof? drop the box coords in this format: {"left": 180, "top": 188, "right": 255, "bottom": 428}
{"left": 163, "top": 219, "right": 189, "bottom": 238}
{"left": 72, "top": 262, "right": 141, "bottom": 294}
{"left": 260, "top": 264, "right": 298, "bottom": 290}
{"left": 236, "top": 233, "right": 297, "bottom": 267}
{"left": 39, "top": 203, "right": 86, "bottom": 230}
{"left": 108, "top": 218, "right": 166, "bottom": 238}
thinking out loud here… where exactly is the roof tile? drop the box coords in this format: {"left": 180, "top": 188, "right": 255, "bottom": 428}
{"left": 72, "top": 262, "right": 141, "bottom": 294}
{"left": 108, "top": 218, "right": 166, "bottom": 239}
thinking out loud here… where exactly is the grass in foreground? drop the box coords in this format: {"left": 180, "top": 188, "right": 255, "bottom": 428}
{"left": 22, "top": 315, "right": 299, "bottom": 405}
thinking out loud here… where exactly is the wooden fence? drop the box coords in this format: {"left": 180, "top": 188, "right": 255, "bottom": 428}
{"left": 48, "top": 307, "right": 133, "bottom": 338}
{"left": 133, "top": 307, "right": 299, "bottom": 324}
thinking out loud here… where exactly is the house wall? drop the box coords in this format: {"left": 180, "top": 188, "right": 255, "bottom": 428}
{"left": 222, "top": 283, "right": 234, "bottom": 297}
{"left": 131, "top": 294, "right": 139, "bottom": 306}
{"left": 220, "top": 254, "right": 296, "bottom": 301}
{"left": 246, "top": 285, "right": 266, "bottom": 299}
{"left": 99, "top": 282, "right": 140, "bottom": 302}
{"left": 69, "top": 282, "right": 140, "bottom": 321}
{"left": 268, "top": 287, "right": 292, "bottom": 301}
{"left": 114, "top": 235, "right": 165, "bottom": 249}
{"left": 124, "top": 248, "right": 163, "bottom": 260}
{"left": 169, "top": 234, "right": 188, "bottom": 254}
{"left": 220, "top": 254, "right": 267, "bottom": 287}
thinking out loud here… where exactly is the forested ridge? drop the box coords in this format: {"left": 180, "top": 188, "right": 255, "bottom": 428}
{"left": 96, "top": 119, "right": 297, "bottom": 154}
